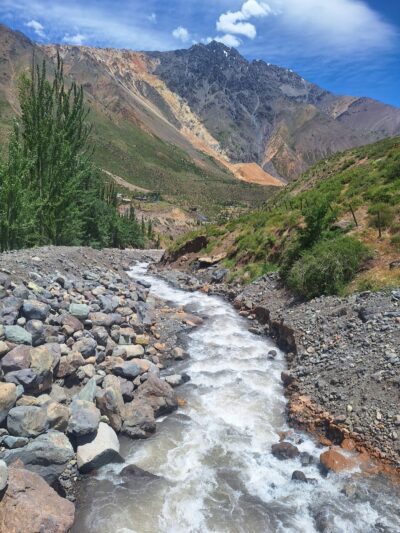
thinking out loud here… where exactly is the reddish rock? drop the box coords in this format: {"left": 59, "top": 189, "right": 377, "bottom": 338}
{"left": 136, "top": 373, "right": 178, "bottom": 417}
{"left": 0, "top": 460, "right": 75, "bottom": 533}
{"left": 320, "top": 447, "right": 359, "bottom": 473}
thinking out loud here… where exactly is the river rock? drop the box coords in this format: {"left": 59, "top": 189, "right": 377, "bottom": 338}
{"left": 1, "top": 435, "right": 29, "bottom": 449}
{"left": 56, "top": 351, "right": 85, "bottom": 378}
{"left": 271, "top": 441, "right": 300, "bottom": 460}
{"left": 0, "top": 340, "right": 10, "bottom": 356}
{"left": 122, "top": 400, "right": 156, "bottom": 438}
{"left": 291, "top": 470, "right": 308, "bottom": 483}
{"left": 77, "top": 376, "right": 98, "bottom": 402}
{"left": 73, "top": 337, "right": 97, "bottom": 358}
{"left": 135, "top": 373, "right": 178, "bottom": 417}
{"left": 50, "top": 383, "right": 68, "bottom": 404}
{"left": 164, "top": 374, "right": 184, "bottom": 387}
{"left": 29, "top": 344, "right": 60, "bottom": 392}
{"left": 68, "top": 399, "right": 100, "bottom": 436}
{"left": 0, "top": 382, "right": 17, "bottom": 423}
{"left": 89, "top": 312, "right": 123, "bottom": 328}
{"left": 60, "top": 313, "right": 84, "bottom": 333}
{"left": 25, "top": 319, "right": 45, "bottom": 347}
{"left": 112, "top": 361, "right": 141, "bottom": 379}
{"left": 0, "top": 460, "right": 75, "bottom": 533}
{"left": 3, "top": 431, "right": 74, "bottom": 484}
{"left": 125, "top": 344, "right": 145, "bottom": 358}
{"left": 69, "top": 303, "right": 90, "bottom": 320}
{"left": 7, "top": 405, "right": 48, "bottom": 437}
{"left": 319, "top": 448, "right": 359, "bottom": 473}
{"left": 4, "top": 325, "right": 32, "bottom": 345}
{"left": 5, "top": 368, "right": 39, "bottom": 392}
{"left": 96, "top": 375, "right": 125, "bottom": 432}
{"left": 21, "top": 299, "right": 50, "bottom": 321}
{"left": 76, "top": 422, "right": 123, "bottom": 473}
{"left": 45, "top": 401, "right": 70, "bottom": 432}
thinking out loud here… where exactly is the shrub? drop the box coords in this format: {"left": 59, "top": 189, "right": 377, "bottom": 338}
{"left": 287, "top": 236, "right": 370, "bottom": 299}
{"left": 368, "top": 203, "right": 395, "bottom": 230}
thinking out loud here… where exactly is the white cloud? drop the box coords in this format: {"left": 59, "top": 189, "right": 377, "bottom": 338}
{"left": 215, "top": 34, "right": 241, "bottom": 48}
{"left": 172, "top": 26, "right": 189, "bottom": 42}
{"left": 216, "top": 1, "right": 272, "bottom": 39}
{"left": 25, "top": 19, "right": 46, "bottom": 38}
{"left": 269, "top": 0, "right": 396, "bottom": 56}
{"left": 62, "top": 33, "right": 86, "bottom": 45}
{"left": 147, "top": 13, "right": 156, "bottom": 23}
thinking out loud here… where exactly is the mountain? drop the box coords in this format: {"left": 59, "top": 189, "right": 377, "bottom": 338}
{"left": 1, "top": 23, "right": 400, "bottom": 205}
{"left": 148, "top": 42, "right": 400, "bottom": 179}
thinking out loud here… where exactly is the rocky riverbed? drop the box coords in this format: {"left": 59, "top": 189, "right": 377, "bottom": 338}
{"left": 155, "top": 264, "right": 400, "bottom": 472}
{"left": 0, "top": 246, "right": 200, "bottom": 532}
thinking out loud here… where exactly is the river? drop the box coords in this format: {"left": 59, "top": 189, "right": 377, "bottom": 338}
{"left": 72, "top": 263, "right": 400, "bottom": 533}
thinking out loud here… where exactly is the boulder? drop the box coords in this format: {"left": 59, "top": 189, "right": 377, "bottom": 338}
{"left": 76, "top": 422, "right": 123, "bottom": 473}
{"left": 4, "top": 325, "right": 32, "bottom": 345}
{"left": 0, "top": 435, "right": 29, "bottom": 449}
{"left": 45, "top": 401, "right": 70, "bottom": 432}
{"left": 122, "top": 400, "right": 156, "bottom": 438}
{"left": 67, "top": 399, "right": 100, "bottom": 437}
{"left": 291, "top": 470, "right": 308, "bottom": 483}
{"left": 124, "top": 344, "right": 145, "bottom": 359}
{"left": 29, "top": 343, "right": 61, "bottom": 393}
{"left": 89, "top": 312, "right": 123, "bottom": 328}
{"left": 0, "top": 460, "right": 75, "bottom": 533}
{"left": 3, "top": 431, "right": 74, "bottom": 484}
{"left": 5, "top": 369, "right": 39, "bottom": 393}
{"left": 69, "top": 303, "right": 90, "bottom": 320}
{"left": 164, "top": 374, "right": 184, "bottom": 387}
{"left": 135, "top": 373, "right": 178, "bottom": 417}
{"left": 0, "top": 340, "right": 10, "bottom": 357}
{"left": 56, "top": 351, "right": 85, "bottom": 378}
{"left": 77, "top": 376, "right": 98, "bottom": 402}
{"left": 21, "top": 299, "right": 50, "bottom": 321}
{"left": 271, "top": 441, "right": 300, "bottom": 460}
{"left": 60, "top": 313, "right": 84, "bottom": 333}
{"left": 50, "top": 383, "right": 67, "bottom": 404}
{"left": 319, "top": 448, "right": 359, "bottom": 473}
{"left": 1, "top": 345, "right": 31, "bottom": 373}
{"left": 112, "top": 361, "right": 141, "bottom": 379}
{"left": 96, "top": 375, "right": 124, "bottom": 432}
{"left": 25, "top": 319, "right": 45, "bottom": 346}
{"left": 91, "top": 326, "right": 109, "bottom": 346}
{"left": 0, "top": 382, "right": 17, "bottom": 424}
{"left": 118, "top": 377, "right": 134, "bottom": 402}
{"left": 7, "top": 405, "right": 48, "bottom": 437}
{"left": 72, "top": 337, "right": 97, "bottom": 358}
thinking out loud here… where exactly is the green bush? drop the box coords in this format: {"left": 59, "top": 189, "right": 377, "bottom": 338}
{"left": 287, "top": 236, "right": 370, "bottom": 299}
{"left": 368, "top": 203, "right": 395, "bottom": 230}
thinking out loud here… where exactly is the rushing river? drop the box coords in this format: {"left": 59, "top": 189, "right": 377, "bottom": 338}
{"left": 73, "top": 263, "right": 400, "bottom": 533}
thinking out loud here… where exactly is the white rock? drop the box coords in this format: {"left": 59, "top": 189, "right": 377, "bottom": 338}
{"left": 0, "top": 460, "right": 8, "bottom": 491}
{"left": 76, "top": 422, "right": 122, "bottom": 473}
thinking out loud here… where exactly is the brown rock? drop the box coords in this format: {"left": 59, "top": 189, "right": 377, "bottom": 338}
{"left": 1, "top": 345, "right": 31, "bottom": 373}
{"left": 56, "top": 351, "right": 85, "bottom": 378}
{"left": 135, "top": 373, "right": 178, "bottom": 417}
{"left": 320, "top": 447, "right": 359, "bottom": 473}
{"left": 0, "top": 460, "right": 75, "bottom": 533}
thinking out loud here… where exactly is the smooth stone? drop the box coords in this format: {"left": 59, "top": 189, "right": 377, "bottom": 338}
{"left": 67, "top": 399, "right": 100, "bottom": 437}
{"left": 76, "top": 422, "right": 123, "bottom": 473}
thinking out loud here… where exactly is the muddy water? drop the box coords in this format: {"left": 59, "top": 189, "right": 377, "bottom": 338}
{"left": 73, "top": 263, "right": 400, "bottom": 533}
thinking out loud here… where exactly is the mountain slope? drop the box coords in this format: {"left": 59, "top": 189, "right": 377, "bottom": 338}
{"left": 149, "top": 42, "right": 400, "bottom": 180}
{"left": 167, "top": 136, "right": 400, "bottom": 292}
{"left": 1, "top": 24, "right": 400, "bottom": 207}
{"left": 0, "top": 24, "right": 276, "bottom": 215}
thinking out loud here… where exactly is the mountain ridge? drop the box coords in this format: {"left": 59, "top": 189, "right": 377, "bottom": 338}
{"left": 1, "top": 23, "right": 400, "bottom": 192}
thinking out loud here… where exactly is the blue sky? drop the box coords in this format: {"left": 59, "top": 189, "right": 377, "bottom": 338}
{"left": 1, "top": 0, "right": 399, "bottom": 106}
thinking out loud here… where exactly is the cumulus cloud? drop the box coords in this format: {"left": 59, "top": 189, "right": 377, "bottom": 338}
{"left": 62, "top": 33, "right": 86, "bottom": 45}
{"left": 172, "top": 26, "right": 189, "bottom": 42}
{"left": 215, "top": 34, "right": 241, "bottom": 48}
{"left": 216, "top": 0, "right": 272, "bottom": 39}
{"left": 25, "top": 19, "right": 46, "bottom": 38}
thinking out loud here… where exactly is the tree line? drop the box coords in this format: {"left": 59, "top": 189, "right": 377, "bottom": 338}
{"left": 0, "top": 53, "right": 145, "bottom": 251}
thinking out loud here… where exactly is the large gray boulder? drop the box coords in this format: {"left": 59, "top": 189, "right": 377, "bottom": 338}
{"left": 0, "top": 383, "right": 17, "bottom": 424}
{"left": 112, "top": 361, "right": 141, "bottom": 379}
{"left": 67, "top": 399, "right": 100, "bottom": 437}
{"left": 72, "top": 337, "right": 97, "bottom": 358}
{"left": 76, "top": 422, "right": 123, "bottom": 473}
{"left": 96, "top": 375, "right": 124, "bottom": 432}
{"left": 3, "top": 431, "right": 75, "bottom": 485}
{"left": 69, "top": 303, "right": 90, "bottom": 320}
{"left": 4, "top": 369, "right": 39, "bottom": 393}
{"left": 0, "top": 460, "right": 8, "bottom": 492}
{"left": 21, "top": 300, "right": 50, "bottom": 321}
{"left": 135, "top": 373, "right": 178, "bottom": 417}
{"left": 7, "top": 405, "right": 48, "bottom": 437}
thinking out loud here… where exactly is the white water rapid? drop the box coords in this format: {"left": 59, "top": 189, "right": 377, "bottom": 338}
{"left": 73, "top": 263, "right": 400, "bottom": 533}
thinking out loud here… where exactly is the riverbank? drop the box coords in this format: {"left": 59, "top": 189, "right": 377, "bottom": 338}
{"left": 0, "top": 246, "right": 201, "bottom": 531}
{"left": 155, "top": 265, "right": 400, "bottom": 472}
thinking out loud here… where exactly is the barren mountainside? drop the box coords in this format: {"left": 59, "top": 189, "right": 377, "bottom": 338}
{"left": 1, "top": 23, "right": 400, "bottom": 192}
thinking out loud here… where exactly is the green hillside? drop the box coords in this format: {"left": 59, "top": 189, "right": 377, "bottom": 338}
{"left": 171, "top": 136, "right": 400, "bottom": 296}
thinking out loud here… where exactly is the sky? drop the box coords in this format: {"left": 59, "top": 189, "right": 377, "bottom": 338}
{"left": 1, "top": 0, "right": 399, "bottom": 106}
